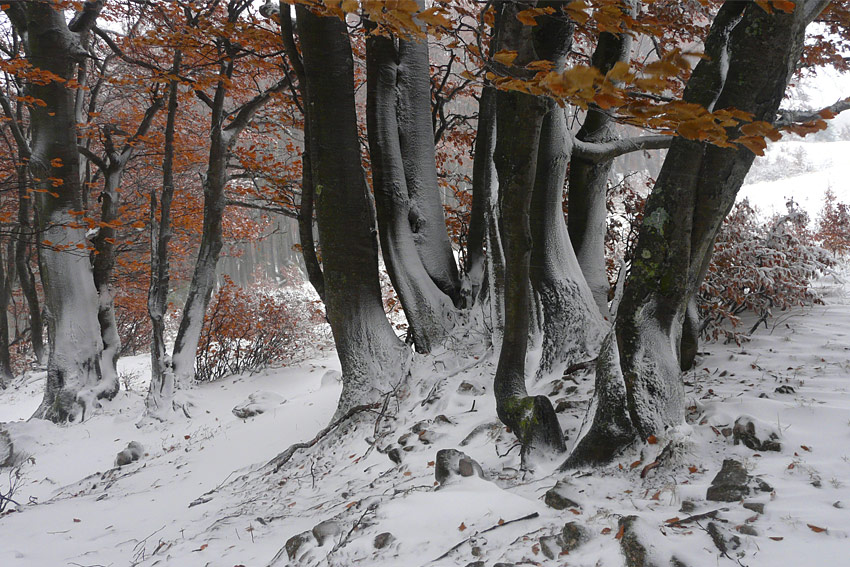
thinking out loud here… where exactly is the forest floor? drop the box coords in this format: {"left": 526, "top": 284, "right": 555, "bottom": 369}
{"left": 1, "top": 267, "right": 849, "bottom": 567}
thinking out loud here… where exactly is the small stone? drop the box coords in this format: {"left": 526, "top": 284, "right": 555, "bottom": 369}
{"left": 493, "top": 564, "right": 516, "bottom": 567}
{"left": 387, "top": 446, "right": 403, "bottom": 465}
{"left": 738, "top": 525, "right": 758, "bottom": 536}
{"left": 743, "top": 502, "right": 765, "bottom": 514}
{"left": 457, "top": 381, "right": 485, "bottom": 396}
{"left": 671, "top": 557, "right": 690, "bottom": 567}
{"left": 774, "top": 385, "right": 795, "bottom": 394}
{"left": 679, "top": 500, "right": 697, "bottom": 514}
{"left": 464, "top": 562, "right": 485, "bottom": 567}
{"left": 311, "top": 520, "right": 341, "bottom": 546}
{"left": 733, "top": 416, "right": 781, "bottom": 452}
{"left": 320, "top": 369, "right": 341, "bottom": 387}
{"left": 811, "top": 478, "right": 823, "bottom": 488}
{"left": 419, "top": 430, "right": 440, "bottom": 445}
{"left": 707, "top": 459, "right": 750, "bottom": 502}
{"left": 539, "top": 535, "right": 561, "bottom": 560}
{"left": 554, "top": 399, "right": 581, "bottom": 413}
{"left": 754, "top": 478, "right": 773, "bottom": 493}
{"left": 411, "top": 421, "right": 428, "bottom": 434}
{"left": 115, "top": 441, "right": 144, "bottom": 467}
{"left": 398, "top": 433, "right": 414, "bottom": 446}
{"left": 232, "top": 391, "right": 285, "bottom": 418}
{"left": 435, "top": 449, "right": 486, "bottom": 484}
{"left": 721, "top": 428, "right": 732, "bottom": 438}
{"left": 285, "top": 531, "right": 316, "bottom": 560}
{"left": 0, "top": 427, "right": 13, "bottom": 468}
{"left": 373, "top": 532, "right": 395, "bottom": 549}
{"left": 833, "top": 501, "right": 844, "bottom": 509}
{"left": 560, "top": 521, "right": 591, "bottom": 552}
{"left": 544, "top": 481, "right": 581, "bottom": 510}
{"left": 758, "top": 393, "right": 770, "bottom": 399}
{"left": 434, "top": 415, "right": 453, "bottom": 425}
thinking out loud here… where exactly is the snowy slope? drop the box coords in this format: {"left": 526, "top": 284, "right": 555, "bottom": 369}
{"left": 1, "top": 269, "right": 849, "bottom": 566}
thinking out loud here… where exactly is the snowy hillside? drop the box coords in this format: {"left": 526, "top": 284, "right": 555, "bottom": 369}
{"left": 1, "top": 263, "right": 849, "bottom": 566}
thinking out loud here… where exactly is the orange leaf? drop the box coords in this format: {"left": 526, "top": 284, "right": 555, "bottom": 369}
{"left": 458, "top": 522, "right": 467, "bottom": 531}
{"left": 615, "top": 524, "right": 625, "bottom": 540}
{"left": 770, "top": 536, "right": 784, "bottom": 541}
{"left": 688, "top": 465, "right": 698, "bottom": 473}
{"left": 808, "top": 524, "right": 828, "bottom": 533}
{"left": 601, "top": 527, "right": 612, "bottom": 535}
{"left": 630, "top": 459, "right": 642, "bottom": 469}
{"left": 647, "top": 435, "right": 658, "bottom": 444}
{"left": 494, "top": 50, "right": 518, "bottom": 66}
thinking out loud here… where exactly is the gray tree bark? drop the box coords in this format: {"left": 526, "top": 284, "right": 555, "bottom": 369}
{"left": 565, "top": 1, "right": 819, "bottom": 466}
{"left": 297, "top": 6, "right": 410, "bottom": 416}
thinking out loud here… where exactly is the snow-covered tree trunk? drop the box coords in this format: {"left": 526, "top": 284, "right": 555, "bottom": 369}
{"left": 298, "top": 6, "right": 410, "bottom": 416}
{"left": 12, "top": 1, "right": 116, "bottom": 422}
{"left": 365, "top": 26, "right": 455, "bottom": 354}
{"left": 531, "top": 106, "right": 606, "bottom": 380}
{"left": 491, "top": 3, "right": 572, "bottom": 460}
{"left": 0, "top": 246, "right": 14, "bottom": 386}
{"left": 466, "top": 86, "right": 497, "bottom": 307}
{"left": 395, "top": 31, "right": 462, "bottom": 305}
{"left": 567, "top": 21, "right": 633, "bottom": 318}
{"left": 566, "top": 2, "right": 818, "bottom": 465}
{"left": 146, "top": 54, "right": 182, "bottom": 418}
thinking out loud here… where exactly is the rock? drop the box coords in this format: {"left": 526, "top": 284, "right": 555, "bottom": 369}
{"left": 419, "top": 430, "right": 440, "bottom": 445}
{"left": 285, "top": 530, "right": 316, "bottom": 560}
{"left": 493, "top": 564, "right": 516, "bottom": 567}
{"left": 435, "top": 449, "right": 486, "bottom": 484}
{"left": 544, "top": 480, "right": 581, "bottom": 510}
{"left": 232, "top": 391, "right": 286, "bottom": 419}
{"left": 743, "top": 501, "right": 765, "bottom": 514}
{"left": 560, "top": 521, "right": 591, "bottom": 552}
{"left": 0, "top": 427, "right": 13, "bottom": 467}
{"left": 373, "top": 532, "right": 395, "bottom": 549}
{"left": 619, "top": 515, "right": 656, "bottom": 567}
{"left": 833, "top": 501, "right": 844, "bottom": 509}
{"left": 387, "top": 446, "right": 403, "bottom": 465}
{"left": 679, "top": 500, "right": 697, "bottom": 514}
{"left": 460, "top": 421, "right": 501, "bottom": 447}
{"left": 670, "top": 557, "right": 690, "bottom": 567}
{"left": 733, "top": 416, "right": 781, "bottom": 452}
{"left": 539, "top": 535, "right": 562, "bottom": 560}
{"left": 738, "top": 525, "right": 758, "bottom": 536}
{"left": 311, "top": 520, "right": 341, "bottom": 546}
{"left": 320, "top": 369, "right": 342, "bottom": 387}
{"left": 115, "top": 441, "right": 144, "bottom": 467}
{"left": 774, "top": 385, "right": 795, "bottom": 394}
{"left": 434, "top": 415, "right": 453, "bottom": 425}
{"left": 707, "top": 459, "right": 749, "bottom": 502}
{"left": 554, "top": 399, "right": 582, "bottom": 413}
{"left": 754, "top": 478, "right": 773, "bottom": 493}
{"left": 464, "top": 562, "right": 485, "bottom": 567}
{"left": 398, "top": 433, "right": 414, "bottom": 446}
{"left": 411, "top": 421, "right": 429, "bottom": 434}
{"left": 457, "top": 381, "right": 485, "bottom": 396}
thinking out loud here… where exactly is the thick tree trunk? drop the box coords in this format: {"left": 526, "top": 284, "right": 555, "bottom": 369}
{"left": 395, "top": 33, "right": 461, "bottom": 305}
{"left": 567, "top": 28, "right": 633, "bottom": 318}
{"left": 531, "top": 106, "right": 605, "bottom": 380}
{"left": 298, "top": 6, "right": 409, "bottom": 416}
{"left": 146, "top": 54, "right": 181, "bottom": 417}
{"left": 23, "top": 1, "right": 114, "bottom": 422}
{"left": 366, "top": 28, "right": 454, "bottom": 354}
{"left": 566, "top": 2, "right": 813, "bottom": 464}
{"left": 466, "top": 86, "right": 497, "bottom": 307}
{"left": 491, "top": 2, "right": 573, "bottom": 460}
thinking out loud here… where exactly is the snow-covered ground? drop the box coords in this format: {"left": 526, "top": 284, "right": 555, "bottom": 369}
{"left": 1, "top": 267, "right": 849, "bottom": 566}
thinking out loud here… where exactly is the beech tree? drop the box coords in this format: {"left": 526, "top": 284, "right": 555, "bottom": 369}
{"left": 2, "top": 0, "right": 115, "bottom": 421}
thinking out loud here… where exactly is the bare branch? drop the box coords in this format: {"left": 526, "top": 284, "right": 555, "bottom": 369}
{"left": 776, "top": 97, "right": 850, "bottom": 127}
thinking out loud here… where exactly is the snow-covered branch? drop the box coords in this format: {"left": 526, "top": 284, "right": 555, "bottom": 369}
{"left": 776, "top": 97, "right": 850, "bottom": 127}
{"left": 572, "top": 135, "right": 672, "bottom": 162}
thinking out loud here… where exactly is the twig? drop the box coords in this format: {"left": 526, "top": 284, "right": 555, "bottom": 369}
{"left": 427, "top": 512, "right": 540, "bottom": 564}
{"left": 666, "top": 508, "right": 727, "bottom": 527}
{"left": 268, "top": 403, "right": 380, "bottom": 473}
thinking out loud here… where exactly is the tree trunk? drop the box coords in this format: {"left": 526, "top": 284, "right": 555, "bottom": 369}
{"left": 531, "top": 105, "right": 605, "bottom": 380}
{"left": 491, "top": 2, "right": 573, "bottom": 460}
{"left": 567, "top": 27, "right": 633, "bottom": 318}
{"left": 146, "top": 52, "right": 182, "bottom": 417}
{"left": 0, "top": 244, "right": 14, "bottom": 387}
{"left": 395, "top": 32, "right": 461, "bottom": 305}
{"left": 565, "top": 2, "right": 814, "bottom": 464}
{"left": 466, "top": 86, "right": 497, "bottom": 307}
{"left": 298, "top": 6, "right": 409, "bottom": 416}
{"left": 15, "top": 158, "right": 44, "bottom": 365}
{"left": 366, "top": 26, "right": 454, "bottom": 354}
{"left": 24, "top": 1, "right": 114, "bottom": 422}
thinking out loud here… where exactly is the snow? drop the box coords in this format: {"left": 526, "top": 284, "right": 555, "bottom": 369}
{"left": 2, "top": 272, "right": 849, "bottom": 565}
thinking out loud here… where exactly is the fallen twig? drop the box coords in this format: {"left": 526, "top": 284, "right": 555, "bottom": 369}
{"left": 428, "top": 512, "right": 540, "bottom": 564}
{"left": 666, "top": 508, "right": 727, "bottom": 527}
